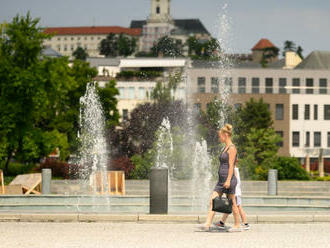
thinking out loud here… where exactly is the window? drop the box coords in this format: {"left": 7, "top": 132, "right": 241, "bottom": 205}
{"left": 305, "top": 132, "right": 310, "bottom": 147}
{"left": 197, "top": 77, "right": 206, "bottom": 93}
{"left": 71, "top": 37, "right": 74, "bottom": 41}
{"left": 122, "top": 109, "right": 128, "bottom": 121}
{"left": 138, "top": 87, "right": 145, "bottom": 99}
{"left": 84, "top": 37, "right": 87, "bottom": 40}
{"left": 306, "top": 78, "right": 314, "bottom": 94}
{"left": 77, "top": 37, "right": 80, "bottom": 41}
{"left": 64, "top": 45, "right": 67, "bottom": 51}
{"left": 320, "top": 78, "right": 327, "bottom": 94}
{"left": 292, "top": 132, "right": 300, "bottom": 147}
{"left": 71, "top": 45, "right": 74, "bottom": 51}
{"left": 324, "top": 105, "right": 330, "bottom": 120}
{"left": 118, "top": 87, "right": 125, "bottom": 99}
{"left": 225, "top": 77, "right": 233, "bottom": 93}
{"left": 57, "top": 45, "right": 61, "bottom": 51}
{"left": 292, "top": 104, "right": 299, "bottom": 120}
{"left": 314, "top": 132, "right": 321, "bottom": 147}
{"left": 91, "top": 36, "right": 94, "bottom": 40}
{"left": 57, "top": 37, "right": 61, "bottom": 41}
{"left": 266, "top": 103, "right": 270, "bottom": 111}
{"left": 64, "top": 37, "right": 67, "bottom": 41}
{"left": 265, "top": 78, "right": 273, "bottom": 93}
{"left": 292, "top": 78, "right": 300, "bottom": 94}
{"left": 304, "top": 104, "right": 310, "bottom": 120}
{"left": 128, "top": 87, "right": 135, "bottom": 99}
{"left": 252, "top": 77, "right": 260, "bottom": 93}
{"left": 276, "top": 131, "right": 284, "bottom": 147}
{"left": 328, "top": 132, "right": 330, "bottom": 147}
{"left": 275, "top": 104, "right": 284, "bottom": 120}
{"left": 211, "top": 77, "right": 219, "bottom": 93}
{"left": 238, "top": 77, "right": 246, "bottom": 94}
{"left": 279, "top": 78, "right": 287, "bottom": 94}
{"left": 156, "top": 6, "right": 160, "bottom": 14}
{"left": 314, "top": 105, "right": 318, "bottom": 120}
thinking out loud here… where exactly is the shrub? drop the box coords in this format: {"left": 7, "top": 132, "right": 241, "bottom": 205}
{"left": 109, "top": 156, "right": 135, "bottom": 178}
{"left": 272, "top": 156, "right": 310, "bottom": 180}
{"left": 37, "top": 158, "right": 79, "bottom": 179}
{"left": 130, "top": 152, "right": 154, "bottom": 179}
{"left": 0, "top": 162, "right": 36, "bottom": 176}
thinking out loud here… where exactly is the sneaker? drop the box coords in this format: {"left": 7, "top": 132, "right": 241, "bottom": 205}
{"left": 215, "top": 221, "right": 226, "bottom": 229}
{"left": 241, "top": 223, "right": 250, "bottom": 230}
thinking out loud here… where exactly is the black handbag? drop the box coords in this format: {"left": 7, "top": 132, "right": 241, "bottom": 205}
{"left": 212, "top": 195, "right": 233, "bottom": 214}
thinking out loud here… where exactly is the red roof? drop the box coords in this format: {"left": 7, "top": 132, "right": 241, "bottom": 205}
{"left": 44, "top": 26, "right": 141, "bottom": 36}
{"left": 252, "top": 39, "right": 277, "bottom": 51}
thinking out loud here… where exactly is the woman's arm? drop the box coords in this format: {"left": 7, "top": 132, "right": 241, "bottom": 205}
{"left": 224, "top": 146, "right": 237, "bottom": 188}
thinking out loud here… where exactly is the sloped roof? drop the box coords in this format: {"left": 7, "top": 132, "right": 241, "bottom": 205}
{"left": 130, "top": 19, "right": 210, "bottom": 35}
{"left": 41, "top": 47, "right": 62, "bottom": 58}
{"left": 44, "top": 26, "right": 141, "bottom": 36}
{"left": 252, "top": 39, "right": 277, "bottom": 51}
{"left": 295, "top": 51, "right": 330, "bottom": 70}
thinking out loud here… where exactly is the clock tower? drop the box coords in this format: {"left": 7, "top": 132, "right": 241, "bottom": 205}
{"left": 148, "top": 0, "right": 173, "bottom": 23}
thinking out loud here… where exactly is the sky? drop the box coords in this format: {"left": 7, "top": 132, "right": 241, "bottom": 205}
{"left": 1, "top": 0, "right": 330, "bottom": 56}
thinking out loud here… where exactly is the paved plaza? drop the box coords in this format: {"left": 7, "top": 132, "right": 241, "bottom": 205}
{"left": 1, "top": 222, "right": 329, "bottom": 248}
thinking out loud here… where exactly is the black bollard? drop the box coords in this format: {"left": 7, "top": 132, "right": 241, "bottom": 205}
{"left": 150, "top": 167, "right": 168, "bottom": 214}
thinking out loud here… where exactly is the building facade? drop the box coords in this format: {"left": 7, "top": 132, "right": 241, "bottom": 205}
{"left": 43, "top": 26, "right": 141, "bottom": 57}
{"left": 187, "top": 63, "right": 330, "bottom": 161}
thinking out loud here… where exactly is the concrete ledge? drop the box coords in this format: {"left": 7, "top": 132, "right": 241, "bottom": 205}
{"left": 257, "top": 215, "right": 314, "bottom": 223}
{"left": 138, "top": 214, "right": 198, "bottom": 223}
{"left": 78, "top": 214, "right": 138, "bottom": 222}
{"left": 19, "top": 213, "right": 78, "bottom": 222}
{"left": 0, "top": 212, "right": 330, "bottom": 223}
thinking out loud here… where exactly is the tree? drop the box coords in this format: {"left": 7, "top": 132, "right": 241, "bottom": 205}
{"left": 72, "top": 46, "right": 88, "bottom": 61}
{"left": 239, "top": 128, "right": 282, "bottom": 180}
{"left": 0, "top": 13, "right": 119, "bottom": 174}
{"left": 99, "top": 33, "right": 136, "bottom": 57}
{"left": 261, "top": 46, "right": 279, "bottom": 67}
{"left": 151, "top": 72, "right": 182, "bottom": 103}
{"left": 99, "top": 33, "right": 117, "bottom": 57}
{"left": 296, "top": 46, "right": 304, "bottom": 59}
{"left": 151, "top": 36, "right": 182, "bottom": 57}
{"left": 186, "top": 36, "right": 221, "bottom": 59}
{"left": 282, "top": 40, "right": 296, "bottom": 57}
{"left": 233, "top": 98, "right": 273, "bottom": 156}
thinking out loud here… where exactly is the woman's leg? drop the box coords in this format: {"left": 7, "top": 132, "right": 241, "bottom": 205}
{"left": 228, "top": 193, "right": 240, "bottom": 228}
{"left": 204, "top": 191, "right": 222, "bottom": 227}
{"left": 221, "top": 213, "right": 229, "bottom": 223}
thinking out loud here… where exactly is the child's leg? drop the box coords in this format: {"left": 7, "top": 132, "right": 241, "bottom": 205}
{"left": 237, "top": 204, "right": 248, "bottom": 224}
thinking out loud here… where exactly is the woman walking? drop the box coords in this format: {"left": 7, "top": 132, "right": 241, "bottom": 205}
{"left": 200, "top": 124, "right": 241, "bottom": 232}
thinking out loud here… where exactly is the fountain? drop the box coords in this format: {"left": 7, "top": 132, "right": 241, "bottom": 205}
{"left": 69, "top": 82, "right": 111, "bottom": 212}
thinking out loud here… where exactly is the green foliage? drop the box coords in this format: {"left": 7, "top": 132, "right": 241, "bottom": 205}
{"left": 272, "top": 156, "right": 310, "bottom": 180}
{"left": 151, "top": 36, "right": 183, "bottom": 57}
{"left": 0, "top": 162, "right": 36, "bottom": 177}
{"left": 72, "top": 46, "right": 88, "bottom": 61}
{"left": 233, "top": 98, "right": 273, "bottom": 156}
{"left": 0, "top": 13, "right": 119, "bottom": 174}
{"left": 116, "top": 70, "right": 162, "bottom": 80}
{"left": 238, "top": 128, "right": 282, "bottom": 180}
{"left": 261, "top": 46, "right": 280, "bottom": 67}
{"left": 130, "top": 151, "right": 154, "bottom": 179}
{"left": 99, "top": 33, "right": 136, "bottom": 57}
{"left": 97, "top": 80, "right": 120, "bottom": 128}
{"left": 186, "top": 36, "right": 221, "bottom": 59}
{"left": 151, "top": 72, "right": 182, "bottom": 103}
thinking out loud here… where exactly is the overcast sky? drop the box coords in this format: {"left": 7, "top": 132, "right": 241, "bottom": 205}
{"left": 1, "top": 0, "right": 330, "bottom": 56}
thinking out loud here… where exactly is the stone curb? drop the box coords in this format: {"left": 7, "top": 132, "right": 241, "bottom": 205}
{"left": 1, "top": 213, "right": 330, "bottom": 224}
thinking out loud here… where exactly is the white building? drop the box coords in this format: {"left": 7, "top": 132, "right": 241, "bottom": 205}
{"left": 88, "top": 57, "right": 188, "bottom": 120}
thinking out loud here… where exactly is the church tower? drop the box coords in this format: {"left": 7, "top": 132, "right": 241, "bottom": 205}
{"left": 148, "top": 0, "right": 173, "bottom": 23}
